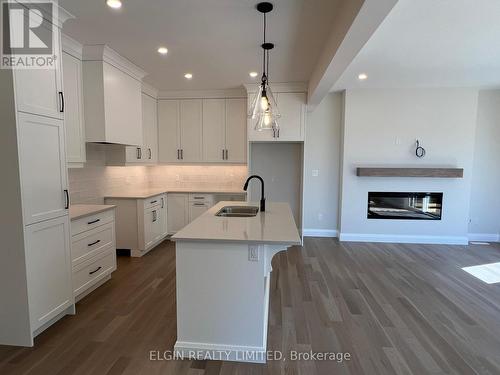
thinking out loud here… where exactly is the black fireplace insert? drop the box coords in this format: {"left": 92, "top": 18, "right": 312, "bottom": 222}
{"left": 368, "top": 192, "right": 443, "bottom": 220}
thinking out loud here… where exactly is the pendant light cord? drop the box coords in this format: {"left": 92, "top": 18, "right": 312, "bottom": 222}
{"left": 262, "top": 12, "right": 267, "bottom": 83}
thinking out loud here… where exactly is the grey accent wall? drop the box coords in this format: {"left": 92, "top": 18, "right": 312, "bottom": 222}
{"left": 303, "top": 93, "right": 343, "bottom": 233}
{"left": 468, "top": 90, "right": 500, "bottom": 239}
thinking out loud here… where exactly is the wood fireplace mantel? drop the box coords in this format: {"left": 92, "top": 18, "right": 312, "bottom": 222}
{"left": 356, "top": 167, "right": 464, "bottom": 178}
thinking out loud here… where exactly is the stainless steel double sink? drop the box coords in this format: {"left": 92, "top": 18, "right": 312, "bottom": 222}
{"left": 215, "top": 206, "right": 259, "bottom": 217}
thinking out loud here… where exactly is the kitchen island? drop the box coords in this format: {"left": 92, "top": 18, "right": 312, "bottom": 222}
{"left": 171, "top": 201, "right": 301, "bottom": 363}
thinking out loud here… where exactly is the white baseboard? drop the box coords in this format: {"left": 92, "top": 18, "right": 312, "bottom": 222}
{"left": 174, "top": 341, "right": 266, "bottom": 363}
{"left": 339, "top": 233, "right": 469, "bottom": 245}
{"left": 303, "top": 229, "right": 339, "bottom": 238}
{"left": 468, "top": 233, "right": 500, "bottom": 243}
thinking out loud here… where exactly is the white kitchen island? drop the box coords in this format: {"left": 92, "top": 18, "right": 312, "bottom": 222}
{"left": 171, "top": 201, "right": 301, "bottom": 363}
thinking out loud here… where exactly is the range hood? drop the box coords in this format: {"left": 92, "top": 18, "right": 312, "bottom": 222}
{"left": 82, "top": 45, "right": 146, "bottom": 146}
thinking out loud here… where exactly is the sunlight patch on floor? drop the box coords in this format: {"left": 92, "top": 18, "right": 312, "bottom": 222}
{"left": 462, "top": 262, "right": 500, "bottom": 284}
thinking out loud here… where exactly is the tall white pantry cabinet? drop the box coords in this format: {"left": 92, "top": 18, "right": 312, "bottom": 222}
{"left": 0, "top": 4, "right": 75, "bottom": 346}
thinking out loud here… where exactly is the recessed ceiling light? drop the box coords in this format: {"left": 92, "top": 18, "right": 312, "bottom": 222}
{"left": 106, "top": 0, "right": 122, "bottom": 9}
{"left": 358, "top": 73, "right": 368, "bottom": 80}
{"left": 249, "top": 71, "right": 258, "bottom": 78}
{"left": 184, "top": 73, "right": 193, "bottom": 79}
{"left": 157, "top": 47, "right": 168, "bottom": 55}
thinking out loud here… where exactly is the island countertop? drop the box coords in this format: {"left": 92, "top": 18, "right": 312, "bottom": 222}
{"left": 171, "top": 201, "right": 301, "bottom": 245}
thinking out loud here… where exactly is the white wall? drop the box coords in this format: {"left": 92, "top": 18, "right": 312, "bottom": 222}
{"left": 303, "top": 93, "right": 343, "bottom": 235}
{"left": 468, "top": 90, "right": 500, "bottom": 241}
{"left": 339, "top": 89, "right": 478, "bottom": 244}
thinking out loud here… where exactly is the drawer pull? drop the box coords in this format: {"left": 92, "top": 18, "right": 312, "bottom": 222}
{"left": 87, "top": 218, "right": 100, "bottom": 225}
{"left": 150, "top": 200, "right": 158, "bottom": 204}
{"left": 89, "top": 266, "right": 102, "bottom": 275}
{"left": 193, "top": 196, "right": 204, "bottom": 200}
{"left": 87, "top": 239, "right": 101, "bottom": 247}
{"left": 193, "top": 203, "right": 206, "bottom": 206}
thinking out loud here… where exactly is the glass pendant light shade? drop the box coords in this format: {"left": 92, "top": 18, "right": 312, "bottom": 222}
{"left": 254, "top": 85, "right": 280, "bottom": 131}
{"left": 250, "top": 83, "right": 281, "bottom": 131}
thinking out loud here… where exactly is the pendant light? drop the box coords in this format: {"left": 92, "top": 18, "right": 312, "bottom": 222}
{"left": 249, "top": 2, "right": 280, "bottom": 131}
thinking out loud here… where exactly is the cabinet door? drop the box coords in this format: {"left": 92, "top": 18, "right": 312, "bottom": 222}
{"left": 202, "top": 99, "right": 226, "bottom": 162}
{"left": 158, "top": 100, "right": 181, "bottom": 162}
{"left": 143, "top": 93, "right": 158, "bottom": 163}
{"left": 125, "top": 146, "right": 145, "bottom": 163}
{"left": 189, "top": 202, "right": 209, "bottom": 222}
{"left": 274, "top": 92, "right": 305, "bottom": 141}
{"left": 179, "top": 99, "right": 202, "bottom": 162}
{"left": 160, "top": 195, "right": 168, "bottom": 237}
{"left": 62, "top": 51, "right": 86, "bottom": 164}
{"left": 14, "top": 28, "right": 63, "bottom": 119}
{"left": 25, "top": 216, "right": 73, "bottom": 332}
{"left": 143, "top": 206, "right": 157, "bottom": 249}
{"left": 167, "top": 194, "right": 189, "bottom": 234}
{"left": 225, "top": 98, "right": 247, "bottom": 163}
{"left": 17, "top": 113, "right": 69, "bottom": 225}
{"left": 246, "top": 96, "right": 274, "bottom": 142}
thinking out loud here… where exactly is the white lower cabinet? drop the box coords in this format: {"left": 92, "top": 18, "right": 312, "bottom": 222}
{"left": 105, "top": 194, "right": 168, "bottom": 257}
{"left": 25, "top": 216, "right": 73, "bottom": 332}
{"left": 70, "top": 208, "right": 117, "bottom": 301}
{"left": 167, "top": 194, "right": 189, "bottom": 234}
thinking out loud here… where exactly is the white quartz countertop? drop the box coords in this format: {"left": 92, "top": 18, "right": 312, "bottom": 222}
{"left": 172, "top": 201, "right": 302, "bottom": 245}
{"left": 69, "top": 204, "right": 115, "bottom": 221}
{"left": 104, "top": 188, "right": 247, "bottom": 199}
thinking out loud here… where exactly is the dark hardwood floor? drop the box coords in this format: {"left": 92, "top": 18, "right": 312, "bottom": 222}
{"left": 1, "top": 238, "right": 500, "bottom": 374}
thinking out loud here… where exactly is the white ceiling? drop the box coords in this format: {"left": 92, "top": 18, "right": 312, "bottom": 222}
{"left": 60, "top": 0, "right": 340, "bottom": 91}
{"left": 333, "top": 0, "right": 500, "bottom": 91}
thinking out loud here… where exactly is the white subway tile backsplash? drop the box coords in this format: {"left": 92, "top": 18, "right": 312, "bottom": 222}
{"left": 68, "top": 144, "right": 248, "bottom": 204}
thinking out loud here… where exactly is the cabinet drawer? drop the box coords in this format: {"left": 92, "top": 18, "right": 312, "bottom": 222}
{"left": 144, "top": 194, "right": 165, "bottom": 210}
{"left": 71, "top": 222, "right": 114, "bottom": 266}
{"left": 71, "top": 209, "right": 114, "bottom": 235}
{"left": 73, "top": 248, "right": 115, "bottom": 296}
{"left": 188, "top": 193, "right": 213, "bottom": 202}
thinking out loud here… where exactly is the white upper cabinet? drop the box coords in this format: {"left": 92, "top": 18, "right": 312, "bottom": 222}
{"left": 142, "top": 92, "right": 158, "bottom": 163}
{"left": 203, "top": 98, "right": 247, "bottom": 163}
{"left": 203, "top": 99, "right": 226, "bottom": 162}
{"left": 14, "top": 25, "right": 63, "bottom": 120}
{"left": 246, "top": 89, "right": 306, "bottom": 142}
{"left": 180, "top": 99, "right": 203, "bottom": 162}
{"left": 82, "top": 45, "right": 146, "bottom": 146}
{"left": 158, "top": 100, "right": 181, "bottom": 162}
{"left": 62, "top": 36, "right": 86, "bottom": 166}
{"left": 274, "top": 92, "right": 306, "bottom": 141}
{"left": 158, "top": 99, "right": 202, "bottom": 162}
{"left": 225, "top": 98, "right": 247, "bottom": 162}
{"left": 17, "top": 112, "right": 69, "bottom": 225}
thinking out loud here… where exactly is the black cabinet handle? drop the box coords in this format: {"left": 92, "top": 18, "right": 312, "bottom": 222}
{"left": 181, "top": 149, "right": 184, "bottom": 160}
{"left": 148, "top": 148, "right": 152, "bottom": 159}
{"left": 150, "top": 200, "right": 158, "bottom": 204}
{"left": 89, "top": 266, "right": 102, "bottom": 275}
{"left": 64, "top": 189, "right": 69, "bottom": 209}
{"left": 225, "top": 149, "right": 228, "bottom": 160}
{"left": 59, "top": 91, "right": 64, "bottom": 113}
{"left": 177, "top": 149, "right": 180, "bottom": 160}
{"left": 193, "top": 203, "right": 205, "bottom": 207}
{"left": 161, "top": 197, "right": 164, "bottom": 208}
{"left": 87, "top": 218, "right": 100, "bottom": 225}
{"left": 87, "top": 239, "right": 101, "bottom": 247}
{"left": 152, "top": 210, "right": 157, "bottom": 222}
{"left": 222, "top": 149, "right": 225, "bottom": 160}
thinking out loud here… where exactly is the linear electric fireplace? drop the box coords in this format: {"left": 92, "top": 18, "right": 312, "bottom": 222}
{"left": 368, "top": 192, "right": 443, "bottom": 220}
